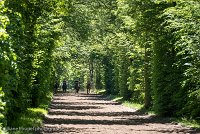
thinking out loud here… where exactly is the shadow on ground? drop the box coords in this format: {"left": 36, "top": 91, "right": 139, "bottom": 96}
{"left": 40, "top": 93, "right": 200, "bottom": 134}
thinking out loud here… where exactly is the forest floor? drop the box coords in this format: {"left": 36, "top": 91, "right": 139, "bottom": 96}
{"left": 40, "top": 91, "right": 200, "bottom": 134}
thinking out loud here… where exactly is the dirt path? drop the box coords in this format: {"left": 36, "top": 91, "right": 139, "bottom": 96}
{"left": 40, "top": 92, "right": 199, "bottom": 134}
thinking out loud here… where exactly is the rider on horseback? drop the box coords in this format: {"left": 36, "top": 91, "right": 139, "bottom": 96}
{"left": 74, "top": 79, "right": 80, "bottom": 93}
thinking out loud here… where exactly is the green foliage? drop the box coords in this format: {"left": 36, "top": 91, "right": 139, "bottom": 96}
{"left": 0, "top": 0, "right": 12, "bottom": 129}
{"left": 103, "top": 53, "right": 115, "bottom": 94}
{"left": 160, "top": 0, "right": 200, "bottom": 118}
{"left": 7, "top": 108, "right": 47, "bottom": 134}
{"left": 0, "top": 0, "right": 199, "bottom": 129}
{"left": 123, "top": 101, "right": 144, "bottom": 110}
{"left": 1, "top": 0, "right": 67, "bottom": 128}
{"left": 118, "top": 44, "right": 132, "bottom": 100}
{"left": 11, "top": 108, "right": 47, "bottom": 128}
{"left": 176, "top": 118, "right": 200, "bottom": 129}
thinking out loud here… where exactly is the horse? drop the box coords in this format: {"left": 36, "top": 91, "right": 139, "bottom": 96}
{"left": 86, "top": 81, "right": 91, "bottom": 94}
{"left": 74, "top": 80, "right": 80, "bottom": 93}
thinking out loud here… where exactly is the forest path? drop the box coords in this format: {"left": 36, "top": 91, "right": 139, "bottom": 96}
{"left": 40, "top": 91, "right": 198, "bottom": 134}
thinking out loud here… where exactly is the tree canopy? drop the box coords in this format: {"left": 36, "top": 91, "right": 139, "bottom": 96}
{"left": 0, "top": 0, "right": 200, "bottom": 132}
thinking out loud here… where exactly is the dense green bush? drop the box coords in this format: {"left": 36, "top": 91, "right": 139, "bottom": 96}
{"left": 162, "top": 0, "right": 200, "bottom": 118}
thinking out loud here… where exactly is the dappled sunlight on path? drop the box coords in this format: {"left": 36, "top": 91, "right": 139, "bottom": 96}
{"left": 40, "top": 92, "right": 199, "bottom": 134}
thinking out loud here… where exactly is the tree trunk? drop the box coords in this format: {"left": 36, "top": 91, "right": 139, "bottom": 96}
{"left": 144, "top": 42, "right": 152, "bottom": 109}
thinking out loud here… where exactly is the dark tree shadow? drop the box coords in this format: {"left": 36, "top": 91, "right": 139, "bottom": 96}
{"left": 48, "top": 111, "right": 144, "bottom": 116}
{"left": 43, "top": 115, "right": 171, "bottom": 126}
{"left": 36, "top": 127, "right": 83, "bottom": 134}
{"left": 40, "top": 93, "right": 200, "bottom": 134}
{"left": 49, "top": 105, "right": 103, "bottom": 110}
{"left": 50, "top": 101, "right": 119, "bottom": 106}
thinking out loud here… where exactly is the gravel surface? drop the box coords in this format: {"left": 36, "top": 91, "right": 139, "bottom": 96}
{"left": 40, "top": 92, "right": 200, "bottom": 134}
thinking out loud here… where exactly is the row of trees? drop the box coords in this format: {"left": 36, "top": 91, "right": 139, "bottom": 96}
{"left": 0, "top": 0, "right": 69, "bottom": 129}
{"left": 116, "top": 0, "right": 200, "bottom": 118}
{"left": 0, "top": 0, "right": 199, "bottom": 131}
{"left": 99, "top": 0, "right": 200, "bottom": 118}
